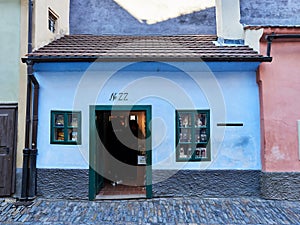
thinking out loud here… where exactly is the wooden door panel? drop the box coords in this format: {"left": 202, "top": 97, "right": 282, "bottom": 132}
{"left": 0, "top": 114, "right": 8, "bottom": 147}
{"left": 0, "top": 155, "right": 9, "bottom": 188}
{"left": 0, "top": 108, "right": 16, "bottom": 196}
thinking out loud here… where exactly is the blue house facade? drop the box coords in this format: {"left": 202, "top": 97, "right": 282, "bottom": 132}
{"left": 16, "top": 0, "right": 299, "bottom": 200}
{"left": 22, "top": 35, "right": 271, "bottom": 200}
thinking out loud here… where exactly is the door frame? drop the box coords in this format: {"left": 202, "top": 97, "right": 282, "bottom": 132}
{"left": 89, "top": 105, "right": 152, "bottom": 200}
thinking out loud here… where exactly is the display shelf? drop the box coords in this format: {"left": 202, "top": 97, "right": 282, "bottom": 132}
{"left": 51, "top": 111, "right": 81, "bottom": 144}
{"left": 176, "top": 110, "right": 210, "bottom": 161}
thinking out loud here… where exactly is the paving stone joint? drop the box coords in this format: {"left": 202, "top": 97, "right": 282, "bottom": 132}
{"left": 1, "top": 197, "right": 300, "bottom": 224}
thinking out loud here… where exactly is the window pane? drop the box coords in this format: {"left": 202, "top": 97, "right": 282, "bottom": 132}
{"left": 179, "top": 128, "right": 192, "bottom": 143}
{"left": 48, "top": 10, "right": 56, "bottom": 33}
{"left": 55, "top": 128, "right": 64, "bottom": 141}
{"left": 195, "top": 113, "right": 206, "bottom": 127}
{"left": 195, "top": 146, "right": 207, "bottom": 159}
{"left": 68, "top": 113, "right": 79, "bottom": 127}
{"left": 55, "top": 114, "right": 64, "bottom": 126}
{"left": 195, "top": 128, "right": 207, "bottom": 143}
{"left": 179, "top": 113, "right": 192, "bottom": 127}
{"left": 68, "top": 128, "right": 78, "bottom": 142}
{"left": 179, "top": 144, "right": 192, "bottom": 159}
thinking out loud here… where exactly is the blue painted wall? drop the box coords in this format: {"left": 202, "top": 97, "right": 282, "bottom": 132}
{"left": 34, "top": 61, "right": 261, "bottom": 170}
{"left": 70, "top": 0, "right": 216, "bottom": 35}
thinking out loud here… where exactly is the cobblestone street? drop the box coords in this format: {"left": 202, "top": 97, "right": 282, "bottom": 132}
{"left": 1, "top": 197, "right": 300, "bottom": 224}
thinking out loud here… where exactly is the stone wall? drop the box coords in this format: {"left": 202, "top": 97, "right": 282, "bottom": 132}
{"left": 240, "top": 0, "right": 300, "bottom": 26}
{"left": 70, "top": 0, "right": 216, "bottom": 35}
{"left": 37, "top": 169, "right": 89, "bottom": 199}
{"left": 261, "top": 172, "right": 300, "bottom": 200}
{"left": 70, "top": 0, "right": 300, "bottom": 35}
{"left": 36, "top": 169, "right": 300, "bottom": 200}
{"left": 152, "top": 170, "right": 261, "bottom": 198}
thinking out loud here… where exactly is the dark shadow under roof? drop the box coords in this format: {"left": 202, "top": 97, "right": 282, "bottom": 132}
{"left": 24, "top": 35, "right": 271, "bottom": 63}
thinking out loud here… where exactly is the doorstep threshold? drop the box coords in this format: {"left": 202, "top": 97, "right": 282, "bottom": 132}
{"left": 95, "top": 194, "right": 146, "bottom": 200}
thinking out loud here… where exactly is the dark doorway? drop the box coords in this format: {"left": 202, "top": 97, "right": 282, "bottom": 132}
{"left": 0, "top": 104, "right": 17, "bottom": 196}
{"left": 89, "top": 105, "right": 152, "bottom": 200}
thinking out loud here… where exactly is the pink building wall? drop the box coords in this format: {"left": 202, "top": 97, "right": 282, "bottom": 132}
{"left": 258, "top": 27, "right": 300, "bottom": 172}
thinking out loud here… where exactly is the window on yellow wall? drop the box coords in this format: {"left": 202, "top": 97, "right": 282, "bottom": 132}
{"left": 48, "top": 8, "right": 58, "bottom": 33}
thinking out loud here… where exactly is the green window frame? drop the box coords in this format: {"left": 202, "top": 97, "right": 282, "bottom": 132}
{"left": 176, "top": 110, "right": 210, "bottom": 162}
{"left": 50, "top": 111, "right": 81, "bottom": 145}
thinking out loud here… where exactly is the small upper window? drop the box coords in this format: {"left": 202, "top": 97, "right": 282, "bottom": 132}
{"left": 48, "top": 8, "right": 58, "bottom": 33}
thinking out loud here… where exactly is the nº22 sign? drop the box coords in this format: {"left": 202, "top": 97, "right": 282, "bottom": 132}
{"left": 109, "top": 92, "right": 128, "bottom": 101}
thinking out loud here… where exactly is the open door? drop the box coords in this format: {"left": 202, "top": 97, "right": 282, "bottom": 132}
{"left": 89, "top": 105, "right": 152, "bottom": 200}
{"left": 0, "top": 105, "right": 17, "bottom": 196}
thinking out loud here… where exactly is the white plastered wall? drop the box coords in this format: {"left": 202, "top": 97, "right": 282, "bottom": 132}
{"left": 32, "top": 0, "right": 70, "bottom": 50}
{"left": 244, "top": 28, "right": 264, "bottom": 53}
{"left": 215, "top": 0, "right": 244, "bottom": 41}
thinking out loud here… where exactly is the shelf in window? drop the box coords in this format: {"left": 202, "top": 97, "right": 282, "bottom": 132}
{"left": 176, "top": 109, "right": 210, "bottom": 162}
{"left": 54, "top": 125, "right": 65, "bottom": 128}
{"left": 51, "top": 111, "right": 81, "bottom": 145}
{"left": 178, "top": 155, "right": 190, "bottom": 159}
{"left": 179, "top": 152, "right": 193, "bottom": 160}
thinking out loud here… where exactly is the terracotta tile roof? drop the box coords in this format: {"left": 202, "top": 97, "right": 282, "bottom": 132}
{"left": 25, "top": 35, "right": 271, "bottom": 62}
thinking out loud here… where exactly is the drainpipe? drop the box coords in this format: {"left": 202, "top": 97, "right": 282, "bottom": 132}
{"left": 21, "top": 0, "right": 39, "bottom": 201}
{"left": 266, "top": 33, "right": 300, "bottom": 57}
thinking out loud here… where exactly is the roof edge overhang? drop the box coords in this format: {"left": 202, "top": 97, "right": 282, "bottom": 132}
{"left": 22, "top": 56, "right": 272, "bottom": 64}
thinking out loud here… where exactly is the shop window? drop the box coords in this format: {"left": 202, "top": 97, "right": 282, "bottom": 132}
{"left": 176, "top": 110, "right": 210, "bottom": 161}
{"left": 51, "top": 111, "right": 81, "bottom": 145}
{"left": 48, "top": 8, "right": 58, "bottom": 33}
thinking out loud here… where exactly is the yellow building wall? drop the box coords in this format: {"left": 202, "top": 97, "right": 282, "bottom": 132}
{"left": 33, "top": 0, "right": 70, "bottom": 50}
{"left": 17, "top": 0, "right": 28, "bottom": 169}
{"left": 17, "top": 0, "right": 69, "bottom": 168}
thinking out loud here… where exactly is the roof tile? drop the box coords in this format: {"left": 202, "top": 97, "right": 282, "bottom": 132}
{"left": 26, "top": 35, "right": 271, "bottom": 62}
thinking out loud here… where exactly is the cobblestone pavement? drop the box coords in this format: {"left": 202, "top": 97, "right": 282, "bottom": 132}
{"left": 1, "top": 197, "right": 300, "bottom": 224}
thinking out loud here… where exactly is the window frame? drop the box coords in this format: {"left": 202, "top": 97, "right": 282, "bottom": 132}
{"left": 176, "top": 109, "right": 211, "bottom": 162}
{"left": 48, "top": 8, "right": 58, "bottom": 33}
{"left": 50, "top": 111, "right": 82, "bottom": 145}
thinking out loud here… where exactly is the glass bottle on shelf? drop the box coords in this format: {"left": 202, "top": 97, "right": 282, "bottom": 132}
{"left": 187, "top": 147, "right": 192, "bottom": 158}
{"left": 55, "top": 128, "right": 64, "bottom": 141}
{"left": 180, "top": 113, "right": 191, "bottom": 127}
{"left": 179, "top": 146, "right": 185, "bottom": 158}
{"left": 68, "top": 113, "right": 78, "bottom": 127}
{"left": 200, "top": 129, "right": 207, "bottom": 142}
{"left": 68, "top": 128, "right": 78, "bottom": 141}
{"left": 195, "top": 113, "right": 206, "bottom": 127}
{"left": 55, "top": 114, "right": 64, "bottom": 126}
